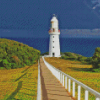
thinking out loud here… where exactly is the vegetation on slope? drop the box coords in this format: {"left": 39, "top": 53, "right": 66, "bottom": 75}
{"left": 0, "top": 38, "right": 40, "bottom": 69}
{"left": 60, "top": 52, "right": 92, "bottom": 64}
{"left": 41, "top": 51, "right": 92, "bottom": 64}
{"left": 0, "top": 63, "right": 38, "bottom": 100}
{"left": 60, "top": 50, "right": 100, "bottom": 72}
{"left": 41, "top": 48, "right": 100, "bottom": 72}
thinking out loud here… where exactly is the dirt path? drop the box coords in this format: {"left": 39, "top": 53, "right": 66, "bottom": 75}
{"left": 40, "top": 57, "right": 73, "bottom": 100}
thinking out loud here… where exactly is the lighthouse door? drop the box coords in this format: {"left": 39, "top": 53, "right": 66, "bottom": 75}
{"left": 52, "top": 53, "right": 55, "bottom": 57}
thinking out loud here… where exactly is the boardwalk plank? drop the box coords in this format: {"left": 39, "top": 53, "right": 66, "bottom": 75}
{"left": 40, "top": 57, "right": 73, "bottom": 100}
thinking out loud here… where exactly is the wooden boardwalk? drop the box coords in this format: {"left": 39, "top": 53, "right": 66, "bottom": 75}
{"left": 40, "top": 57, "right": 73, "bottom": 100}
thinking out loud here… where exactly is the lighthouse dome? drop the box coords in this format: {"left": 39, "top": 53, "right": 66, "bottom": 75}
{"left": 51, "top": 14, "right": 58, "bottom": 22}
{"left": 51, "top": 16, "right": 58, "bottom": 22}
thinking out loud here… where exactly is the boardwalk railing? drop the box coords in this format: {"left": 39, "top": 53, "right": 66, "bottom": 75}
{"left": 37, "top": 59, "right": 41, "bottom": 100}
{"left": 42, "top": 56, "right": 100, "bottom": 100}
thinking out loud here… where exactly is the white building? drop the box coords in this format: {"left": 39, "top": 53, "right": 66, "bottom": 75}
{"left": 44, "top": 14, "right": 61, "bottom": 57}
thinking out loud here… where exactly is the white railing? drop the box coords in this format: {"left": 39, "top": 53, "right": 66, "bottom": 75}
{"left": 42, "top": 56, "right": 100, "bottom": 100}
{"left": 37, "top": 59, "right": 41, "bottom": 100}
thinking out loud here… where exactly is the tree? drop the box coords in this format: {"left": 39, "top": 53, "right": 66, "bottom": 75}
{"left": 92, "top": 47, "right": 100, "bottom": 68}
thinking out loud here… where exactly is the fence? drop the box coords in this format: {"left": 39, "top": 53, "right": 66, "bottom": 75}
{"left": 42, "top": 56, "right": 100, "bottom": 100}
{"left": 37, "top": 59, "right": 41, "bottom": 100}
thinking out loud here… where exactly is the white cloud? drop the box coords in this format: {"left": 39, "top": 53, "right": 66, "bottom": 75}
{"left": 60, "top": 29, "right": 100, "bottom": 38}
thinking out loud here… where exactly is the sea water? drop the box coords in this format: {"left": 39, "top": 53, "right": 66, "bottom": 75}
{"left": 2, "top": 37, "right": 100, "bottom": 57}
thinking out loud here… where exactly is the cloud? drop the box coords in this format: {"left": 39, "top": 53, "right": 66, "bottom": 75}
{"left": 60, "top": 29, "right": 100, "bottom": 38}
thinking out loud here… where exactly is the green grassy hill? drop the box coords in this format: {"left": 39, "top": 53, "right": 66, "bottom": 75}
{"left": 41, "top": 52, "right": 92, "bottom": 64}
{"left": 0, "top": 38, "right": 40, "bottom": 69}
{"left": 60, "top": 52, "right": 92, "bottom": 64}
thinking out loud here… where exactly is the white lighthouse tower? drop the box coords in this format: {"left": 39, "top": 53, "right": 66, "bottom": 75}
{"left": 48, "top": 14, "right": 61, "bottom": 57}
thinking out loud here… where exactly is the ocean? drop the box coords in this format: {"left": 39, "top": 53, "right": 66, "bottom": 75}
{"left": 1, "top": 37, "right": 100, "bottom": 57}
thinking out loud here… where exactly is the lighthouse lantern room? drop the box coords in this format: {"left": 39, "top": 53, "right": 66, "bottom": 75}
{"left": 48, "top": 14, "right": 61, "bottom": 57}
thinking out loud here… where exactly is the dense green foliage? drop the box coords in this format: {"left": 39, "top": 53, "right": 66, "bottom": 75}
{"left": 92, "top": 47, "right": 100, "bottom": 69}
{"left": 60, "top": 52, "right": 92, "bottom": 64}
{"left": 61, "top": 50, "right": 100, "bottom": 72}
{"left": 0, "top": 38, "right": 40, "bottom": 69}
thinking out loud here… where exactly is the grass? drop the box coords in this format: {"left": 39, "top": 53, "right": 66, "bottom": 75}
{"left": 44, "top": 57, "right": 100, "bottom": 100}
{"left": 0, "top": 63, "right": 38, "bottom": 100}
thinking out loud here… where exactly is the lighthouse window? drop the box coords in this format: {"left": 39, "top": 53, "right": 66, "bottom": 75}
{"left": 53, "top": 36, "right": 54, "bottom": 38}
{"left": 53, "top": 46, "right": 54, "bottom": 48}
{"left": 53, "top": 41, "right": 54, "bottom": 43}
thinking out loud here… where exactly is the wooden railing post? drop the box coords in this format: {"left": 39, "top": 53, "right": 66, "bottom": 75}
{"left": 57, "top": 71, "right": 58, "bottom": 80}
{"left": 73, "top": 81, "right": 75, "bottom": 97}
{"left": 54, "top": 68, "right": 55, "bottom": 76}
{"left": 85, "top": 90, "right": 88, "bottom": 100}
{"left": 62, "top": 73, "right": 63, "bottom": 84}
{"left": 56, "top": 70, "right": 58, "bottom": 79}
{"left": 65, "top": 76, "right": 67, "bottom": 89}
{"left": 57, "top": 72, "right": 59, "bottom": 80}
{"left": 63, "top": 74, "right": 64, "bottom": 86}
{"left": 54, "top": 69, "right": 55, "bottom": 77}
{"left": 68, "top": 79, "right": 71, "bottom": 92}
{"left": 57, "top": 71, "right": 59, "bottom": 79}
{"left": 59, "top": 71, "right": 60, "bottom": 81}
{"left": 78, "top": 85, "right": 81, "bottom": 100}
{"left": 55, "top": 69, "right": 57, "bottom": 78}
{"left": 61, "top": 73, "right": 63, "bottom": 84}
{"left": 60, "top": 73, "right": 62, "bottom": 83}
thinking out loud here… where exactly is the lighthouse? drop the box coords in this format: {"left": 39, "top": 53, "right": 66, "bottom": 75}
{"left": 48, "top": 14, "right": 61, "bottom": 57}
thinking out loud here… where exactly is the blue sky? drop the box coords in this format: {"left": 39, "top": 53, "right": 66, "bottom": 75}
{"left": 0, "top": 0, "right": 100, "bottom": 38}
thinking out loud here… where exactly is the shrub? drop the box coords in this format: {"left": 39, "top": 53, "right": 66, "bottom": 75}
{"left": 5, "top": 63, "right": 12, "bottom": 69}
{"left": 0, "top": 67, "right": 5, "bottom": 70}
{"left": 95, "top": 47, "right": 100, "bottom": 52}
{"left": 24, "top": 60, "right": 31, "bottom": 66}
{"left": 11, "top": 63, "right": 18, "bottom": 69}
{"left": 64, "top": 52, "right": 72, "bottom": 56}
{"left": 2, "top": 59, "right": 9, "bottom": 67}
{"left": 2, "top": 59, "right": 12, "bottom": 69}
{"left": 85, "top": 57, "right": 92, "bottom": 64}
{"left": 61, "top": 55, "right": 65, "bottom": 59}
{"left": 0, "top": 49, "right": 7, "bottom": 59}
{"left": 69, "top": 56, "right": 77, "bottom": 60}
{"left": 23, "top": 63, "right": 26, "bottom": 67}
{"left": 78, "top": 56, "right": 87, "bottom": 61}
{"left": 92, "top": 68, "right": 100, "bottom": 72}
{"left": 0, "top": 38, "right": 40, "bottom": 69}
{"left": 92, "top": 47, "right": 100, "bottom": 68}
{"left": 64, "top": 56, "right": 69, "bottom": 60}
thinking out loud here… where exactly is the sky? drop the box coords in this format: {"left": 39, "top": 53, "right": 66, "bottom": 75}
{"left": 0, "top": 0, "right": 100, "bottom": 38}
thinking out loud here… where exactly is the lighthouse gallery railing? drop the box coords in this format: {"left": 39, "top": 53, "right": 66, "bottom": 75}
{"left": 42, "top": 56, "right": 100, "bottom": 100}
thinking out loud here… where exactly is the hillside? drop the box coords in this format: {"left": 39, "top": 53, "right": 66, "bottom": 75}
{"left": 0, "top": 38, "right": 40, "bottom": 69}
{"left": 41, "top": 49, "right": 100, "bottom": 72}
{"left": 41, "top": 52, "right": 92, "bottom": 64}
{"left": 60, "top": 52, "right": 92, "bottom": 64}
